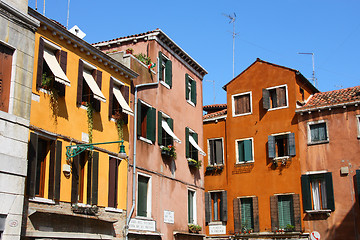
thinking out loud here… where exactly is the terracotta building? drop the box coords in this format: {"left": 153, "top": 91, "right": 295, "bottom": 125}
{"left": 94, "top": 29, "right": 208, "bottom": 240}
{"left": 23, "top": 9, "right": 136, "bottom": 240}
{"left": 203, "top": 59, "right": 318, "bottom": 239}
{"left": 296, "top": 86, "right": 360, "bottom": 240}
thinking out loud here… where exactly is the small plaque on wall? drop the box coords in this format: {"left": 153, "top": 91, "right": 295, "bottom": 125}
{"left": 164, "top": 210, "right": 174, "bottom": 224}
{"left": 209, "top": 224, "right": 226, "bottom": 235}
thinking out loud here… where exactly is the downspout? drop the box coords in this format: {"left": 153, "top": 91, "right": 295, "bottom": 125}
{"left": 125, "top": 63, "right": 159, "bottom": 240}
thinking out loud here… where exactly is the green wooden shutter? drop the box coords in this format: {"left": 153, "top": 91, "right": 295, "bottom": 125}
{"left": 147, "top": 107, "right": 156, "bottom": 143}
{"left": 244, "top": 139, "right": 252, "bottom": 162}
{"left": 205, "top": 192, "right": 211, "bottom": 224}
{"left": 27, "top": 132, "right": 38, "bottom": 197}
{"left": 188, "top": 191, "right": 194, "bottom": 223}
{"left": 301, "top": 175, "right": 312, "bottom": 211}
{"left": 238, "top": 141, "right": 244, "bottom": 162}
{"left": 185, "top": 74, "right": 190, "bottom": 101}
{"left": 268, "top": 135, "right": 275, "bottom": 159}
{"left": 241, "top": 198, "right": 254, "bottom": 229}
{"left": 137, "top": 175, "right": 148, "bottom": 217}
{"left": 288, "top": 133, "right": 296, "bottom": 157}
{"left": 158, "top": 51, "right": 163, "bottom": 82}
{"left": 233, "top": 198, "right": 241, "bottom": 233}
{"left": 92, "top": 151, "right": 99, "bottom": 205}
{"left": 191, "top": 79, "right": 197, "bottom": 105}
{"left": 137, "top": 101, "right": 142, "bottom": 137}
{"left": 278, "top": 195, "right": 294, "bottom": 228}
{"left": 220, "top": 191, "right": 228, "bottom": 221}
{"left": 185, "top": 127, "right": 190, "bottom": 158}
{"left": 158, "top": 111, "right": 163, "bottom": 146}
{"left": 325, "top": 172, "right": 335, "bottom": 211}
{"left": 262, "top": 89, "right": 270, "bottom": 110}
{"left": 356, "top": 170, "right": 360, "bottom": 200}
{"left": 166, "top": 60, "right": 172, "bottom": 88}
{"left": 167, "top": 117, "right": 173, "bottom": 130}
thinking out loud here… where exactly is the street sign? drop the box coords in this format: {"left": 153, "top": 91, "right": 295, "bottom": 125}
{"left": 310, "top": 231, "right": 320, "bottom": 240}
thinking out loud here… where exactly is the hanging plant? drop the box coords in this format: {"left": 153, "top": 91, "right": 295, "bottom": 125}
{"left": 42, "top": 73, "right": 59, "bottom": 124}
{"left": 86, "top": 102, "right": 94, "bottom": 144}
{"left": 134, "top": 53, "right": 152, "bottom": 65}
{"left": 114, "top": 112, "right": 124, "bottom": 150}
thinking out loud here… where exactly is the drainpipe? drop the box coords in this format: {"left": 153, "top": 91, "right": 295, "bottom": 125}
{"left": 125, "top": 66, "right": 159, "bottom": 240}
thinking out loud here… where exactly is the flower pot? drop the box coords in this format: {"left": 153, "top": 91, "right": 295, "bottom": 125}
{"left": 188, "top": 161, "right": 197, "bottom": 167}
{"left": 161, "top": 149, "right": 171, "bottom": 156}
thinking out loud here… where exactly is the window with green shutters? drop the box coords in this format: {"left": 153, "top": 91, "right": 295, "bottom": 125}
{"left": 277, "top": 195, "right": 294, "bottom": 229}
{"left": 158, "top": 111, "right": 173, "bottom": 147}
{"left": 158, "top": 51, "right": 172, "bottom": 88}
{"left": 308, "top": 121, "right": 329, "bottom": 144}
{"left": 137, "top": 174, "right": 150, "bottom": 217}
{"left": 188, "top": 189, "right": 196, "bottom": 224}
{"left": 137, "top": 100, "right": 156, "bottom": 143}
{"left": 208, "top": 138, "right": 224, "bottom": 165}
{"left": 236, "top": 138, "right": 253, "bottom": 163}
{"left": 186, "top": 127, "right": 199, "bottom": 161}
{"left": 241, "top": 198, "right": 254, "bottom": 230}
{"left": 268, "top": 133, "right": 296, "bottom": 159}
{"left": 185, "top": 74, "right": 196, "bottom": 106}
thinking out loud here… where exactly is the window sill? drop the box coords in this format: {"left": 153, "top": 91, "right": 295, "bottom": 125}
{"left": 160, "top": 81, "right": 171, "bottom": 89}
{"left": 308, "top": 140, "right": 329, "bottom": 146}
{"left": 139, "top": 136, "right": 153, "bottom": 144}
{"left": 236, "top": 160, "right": 254, "bottom": 165}
{"left": 39, "top": 88, "right": 51, "bottom": 95}
{"left": 208, "top": 221, "right": 224, "bottom": 226}
{"left": 105, "top": 207, "right": 124, "bottom": 213}
{"left": 267, "top": 105, "right": 289, "bottom": 111}
{"left": 187, "top": 100, "right": 195, "bottom": 107}
{"left": 29, "top": 197, "right": 56, "bottom": 205}
{"left": 233, "top": 111, "right": 252, "bottom": 117}
{"left": 79, "top": 104, "right": 87, "bottom": 110}
{"left": 306, "top": 209, "right": 331, "bottom": 214}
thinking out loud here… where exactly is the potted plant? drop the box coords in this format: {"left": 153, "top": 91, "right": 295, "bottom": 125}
{"left": 126, "top": 48, "right": 133, "bottom": 54}
{"left": 188, "top": 159, "right": 202, "bottom": 169}
{"left": 161, "top": 145, "right": 176, "bottom": 159}
{"left": 188, "top": 224, "right": 201, "bottom": 234}
{"left": 285, "top": 224, "right": 295, "bottom": 232}
{"left": 206, "top": 165, "right": 215, "bottom": 171}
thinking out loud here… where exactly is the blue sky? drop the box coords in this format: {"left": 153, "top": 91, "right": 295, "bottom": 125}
{"left": 28, "top": 0, "right": 360, "bottom": 106}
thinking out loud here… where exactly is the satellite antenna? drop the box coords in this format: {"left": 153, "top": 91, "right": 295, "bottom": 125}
{"left": 298, "top": 52, "right": 317, "bottom": 87}
{"left": 69, "top": 25, "right": 86, "bottom": 39}
{"left": 223, "top": 12, "right": 238, "bottom": 78}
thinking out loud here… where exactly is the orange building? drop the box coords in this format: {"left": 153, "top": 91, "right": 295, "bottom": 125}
{"left": 203, "top": 59, "right": 318, "bottom": 239}
{"left": 296, "top": 86, "right": 360, "bottom": 240}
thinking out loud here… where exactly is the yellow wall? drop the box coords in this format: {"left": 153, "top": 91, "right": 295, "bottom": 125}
{"left": 30, "top": 28, "right": 131, "bottom": 209}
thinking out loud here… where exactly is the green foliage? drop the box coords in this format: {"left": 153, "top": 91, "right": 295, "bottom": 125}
{"left": 285, "top": 224, "right": 295, "bottom": 232}
{"left": 188, "top": 224, "right": 201, "bottom": 233}
{"left": 86, "top": 102, "right": 94, "bottom": 144}
{"left": 161, "top": 145, "right": 176, "bottom": 159}
{"left": 42, "top": 73, "right": 59, "bottom": 124}
{"left": 134, "top": 53, "right": 152, "bottom": 65}
{"left": 188, "top": 159, "right": 202, "bottom": 169}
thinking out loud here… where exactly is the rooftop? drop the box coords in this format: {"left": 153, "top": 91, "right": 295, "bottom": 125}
{"left": 203, "top": 109, "right": 227, "bottom": 121}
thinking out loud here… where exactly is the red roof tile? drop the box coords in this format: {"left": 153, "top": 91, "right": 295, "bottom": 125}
{"left": 300, "top": 86, "right": 360, "bottom": 110}
{"left": 203, "top": 104, "right": 227, "bottom": 111}
{"left": 203, "top": 109, "right": 227, "bottom": 120}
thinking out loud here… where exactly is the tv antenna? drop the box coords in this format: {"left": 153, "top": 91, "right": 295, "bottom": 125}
{"left": 66, "top": 0, "right": 71, "bottom": 29}
{"left": 298, "top": 52, "right": 317, "bottom": 87}
{"left": 223, "top": 12, "right": 238, "bottom": 78}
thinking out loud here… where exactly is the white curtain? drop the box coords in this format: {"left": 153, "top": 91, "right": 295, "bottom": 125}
{"left": 311, "top": 180, "right": 321, "bottom": 210}
{"left": 321, "top": 179, "right": 327, "bottom": 209}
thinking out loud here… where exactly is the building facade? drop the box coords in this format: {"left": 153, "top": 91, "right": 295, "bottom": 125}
{"left": 0, "top": 1, "right": 39, "bottom": 239}
{"left": 22, "top": 9, "right": 137, "bottom": 240}
{"left": 296, "top": 86, "right": 360, "bottom": 240}
{"left": 203, "top": 59, "right": 318, "bottom": 239}
{"left": 94, "top": 29, "right": 208, "bottom": 240}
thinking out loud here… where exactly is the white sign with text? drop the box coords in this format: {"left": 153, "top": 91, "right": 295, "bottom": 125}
{"left": 209, "top": 224, "right": 226, "bottom": 235}
{"left": 129, "top": 218, "right": 156, "bottom": 232}
{"left": 164, "top": 210, "right": 174, "bottom": 224}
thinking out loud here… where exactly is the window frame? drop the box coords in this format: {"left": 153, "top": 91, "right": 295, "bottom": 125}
{"left": 188, "top": 188, "right": 197, "bottom": 224}
{"left": 264, "top": 84, "right": 289, "bottom": 111}
{"left": 232, "top": 91, "right": 252, "bottom": 117}
{"left": 107, "top": 155, "right": 121, "bottom": 209}
{"left": 276, "top": 194, "right": 295, "bottom": 230}
{"left": 0, "top": 41, "right": 15, "bottom": 113}
{"left": 158, "top": 52, "right": 172, "bottom": 89}
{"left": 268, "top": 132, "right": 296, "bottom": 159}
{"left": 235, "top": 137, "right": 254, "bottom": 164}
{"left": 307, "top": 120, "right": 329, "bottom": 145}
{"left": 136, "top": 172, "right": 152, "bottom": 218}
{"left": 186, "top": 127, "right": 199, "bottom": 161}
{"left": 208, "top": 190, "right": 227, "bottom": 223}
{"left": 357, "top": 115, "right": 360, "bottom": 139}
{"left": 185, "top": 74, "right": 196, "bottom": 107}
{"left": 240, "top": 197, "right": 254, "bottom": 230}
{"left": 207, "top": 137, "right": 224, "bottom": 166}
{"left": 137, "top": 100, "right": 156, "bottom": 144}
{"left": 158, "top": 111, "right": 174, "bottom": 147}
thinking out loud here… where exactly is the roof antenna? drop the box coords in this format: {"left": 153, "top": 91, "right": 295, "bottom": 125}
{"left": 66, "top": 0, "right": 70, "bottom": 29}
{"left": 223, "top": 12, "right": 238, "bottom": 79}
{"left": 298, "top": 52, "right": 317, "bottom": 87}
{"left": 43, "top": 0, "right": 45, "bottom": 15}
{"left": 35, "top": 0, "right": 37, "bottom": 10}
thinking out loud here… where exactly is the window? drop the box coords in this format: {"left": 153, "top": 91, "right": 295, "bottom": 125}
{"left": 208, "top": 138, "right": 224, "bottom": 165}
{"left": 137, "top": 174, "right": 151, "bottom": 217}
{"left": 232, "top": 92, "right": 252, "bottom": 116}
{"left": 108, "top": 156, "right": 120, "bottom": 208}
{"left": 357, "top": 115, "right": 360, "bottom": 138}
{"left": 270, "top": 194, "right": 301, "bottom": 232}
{"left": 268, "top": 133, "right": 296, "bottom": 159}
{"left": 186, "top": 128, "right": 206, "bottom": 161}
{"left": 27, "top": 133, "right": 62, "bottom": 200}
{"left": 185, "top": 74, "right": 197, "bottom": 106}
{"left": 301, "top": 172, "right": 335, "bottom": 211}
{"left": 188, "top": 189, "right": 196, "bottom": 224}
{"left": 205, "top": 191, "right": 227, "bottom": 223}
{"left": 158, "top": 112, "right": 181, "bottom": 147}
{"left": 71, "top": 151, "right": 99, "bottom": 205}
{"left": 241, "top": 198, "right": 254, "bottom": 230}
{"left": 137, "top": 101, "right": 156, "bottom": 143}
{"left": 233, "top": 197, "right": 259, "bottom": 233}
{"left": 263, "top": 85, "right": 288, "bottom": 110}
{"left": 236, "top": 138, "right": 253, "bottom": 163}
{"left": 0, "top": 215, "right": 5, "bottom": 240}
{"left": 76, "top": 59, "right": 106, "bottom": 112}
{"left": 0, "top": 43, "right": 14, "bottom": 112}
{"left": 36, "top": 38, "right": 69, "bottom": 97}
{"left": 158, "top": 51, "right": 172, "bottom": 88}
{"left": 108, "top": 77, "right": 133, "bottom": 123}
{"left": 308, "top": 121, "right": 328, "bottom": 144}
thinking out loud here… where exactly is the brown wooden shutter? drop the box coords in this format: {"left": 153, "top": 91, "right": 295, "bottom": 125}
{"left": 270, "top": 195, "right": 279, "bottom": 231}
{"left": 121, "top": 85, "right": 130, "bottom": 124}
{"left": 71, "top": 155, "right": 80, "bottom": 203}
{"left": 93, "top": 70, "right": 102, "bottom": 112}
{"left": 221, "top": 191, "right": 228, "bottom": 221}
{"left": 292, "top": 194, "right": 302, "bottom": 232}
{"left": 57, "top": 51, "right": 67, "bottom": 97}
{"left": 276, "top": 87, "right": 286, "bottom": 107}
{"left": 215, "top": 140, "right": 223, "bottom": 165}
{"left": 54, "top": 140, "right": 62, "bottom": 201}
{"left": 27, "top": 132, "right": 38, "bottom": 197}
{"left": 262, "top": 89, "right": 270, "bottom": 110}
{"left": 205, "top": 192, "right": 211, "bottom": 224}
{"left": 233, "top": 197, "right": 241, "bottom": 233}
{"left": 48, "top": 140, "right": 56, "bottom": 200}
{"left": 92, "top": 151, "right": 99, "bottom": 205}
{"left": 76, "top": 60, "right": 83, "bottom": 106}
{"left": 108, "top": 157, "right": 118, "bottom": 208}
{"left": 252, "top": 196, "right": 260, "bottom": 232}
{"left": 36, "top": 38, "right": 44, "bottom": 89}
{"left": 108, "top": 78, "right": 114, "bottom": 119}
{"left": 0, "top": 44, "right": 13, "bottom": 112}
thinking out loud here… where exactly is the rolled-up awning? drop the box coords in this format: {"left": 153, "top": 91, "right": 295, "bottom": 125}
{"left": 113, "top": 87, "right": 133, "bottom": 116}
{"left": 162, "top": 120, "right": 181, "bottom": 143}
{"left": 43, "top": 49, "right": 71, "bottom": 86}
{"left": 83, "top": 70, "right": 106, "bottom": 103}
{"left": 189, "top": 135, "right": 206, "bottom": 156}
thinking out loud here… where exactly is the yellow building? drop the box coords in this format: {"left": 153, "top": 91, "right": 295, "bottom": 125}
{"left": 23, "top": 9, "right": 138, "bottom": 240}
